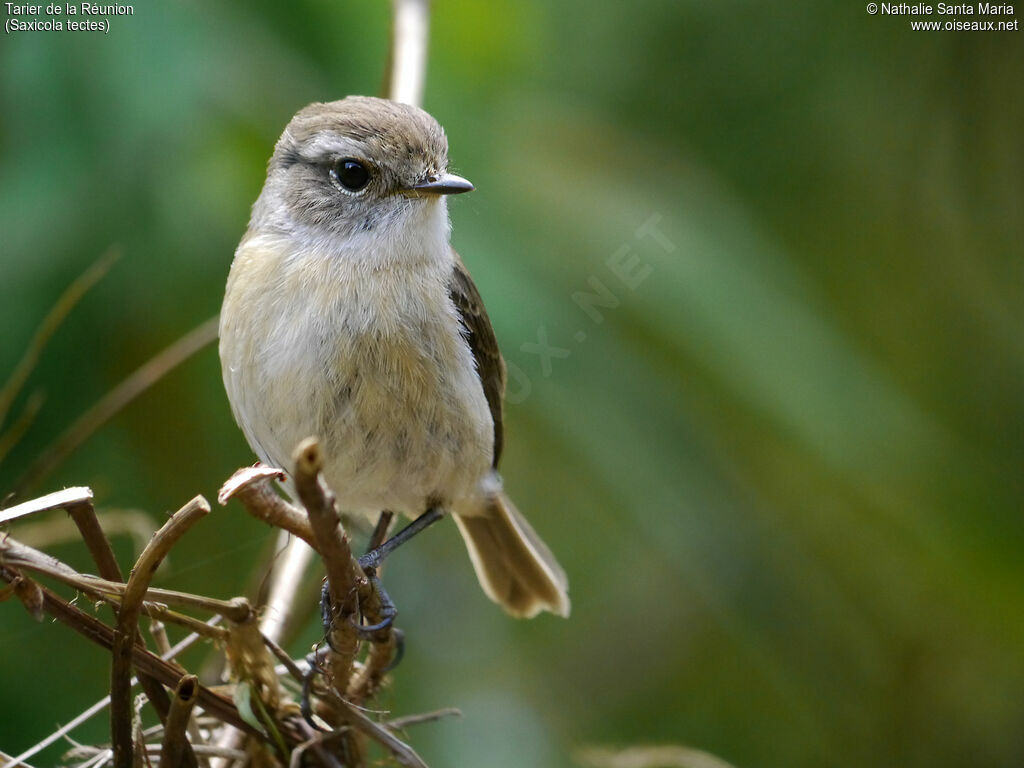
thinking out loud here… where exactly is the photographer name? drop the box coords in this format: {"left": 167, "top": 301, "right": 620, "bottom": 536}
{"left": 879, "top": 2, "right": 1014, "bottom": 13}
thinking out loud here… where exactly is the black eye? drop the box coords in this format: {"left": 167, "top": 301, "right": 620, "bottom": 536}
{"left": 331, "top": 158, "right": 370, "bottom": 192}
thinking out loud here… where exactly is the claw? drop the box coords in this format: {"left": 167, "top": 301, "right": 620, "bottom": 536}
{"left": 318, "top": 506, "right": 438, "bottom": 659}
{"left": 323, "top": 571, "right": 398, "bottom": 641}
{"left": 354, "top": 613, "right": 394, "bottom": 635}
{"left": 352, "top": 573, "right": 398, "bottom": 637}
{"left": 319, "top": 581, "right": 344, "bottom": 652}
{"left": 301, "top": 652, "right": 329, "bottom": 732}
{"left": 383, "top": 628, "right": 405, "bottom": 673}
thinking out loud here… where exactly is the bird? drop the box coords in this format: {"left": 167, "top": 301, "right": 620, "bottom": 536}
{"left": 219, "top": 96, "right": 569, "bottom": 619}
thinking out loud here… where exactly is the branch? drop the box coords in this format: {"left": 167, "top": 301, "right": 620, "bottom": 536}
{"left": 0, "top": 534, "right": 252, "bottom": 625}
{"left": 0, "top": 569, "right": 268, "bottom": 741}
{"left": 160, "top": 675, "right": 200, "bottom": 768}
{"left": 388, "top": 0, "right": 430, "bottom": 107}
{"left": 387, "top": 708, "right": 462, "bottom": 731}
{"left": 3, "top": 617, "right": 220, "bottom": 768}
{"left": 292, "top": 439, "right": 363, "bottom": 694}
{"left": 335, "top": 697, "right": 429, "bottom": 768}
{"left": 67, "top": 496, "right": 180, "bottom": 744}
{"left": 346, "top": 511, "right": 397, "bottom": 703}
{"left": 0, "top": 486, "right": 93, "bottom": 525}
{"left": 111, "top": 495, "right": 209, "bottom": 768}
{"left": 66, "top": 497, "right": 123, "bottom": 584}
{"left": 218, "top": 466, "right": 316, "bottom": 547}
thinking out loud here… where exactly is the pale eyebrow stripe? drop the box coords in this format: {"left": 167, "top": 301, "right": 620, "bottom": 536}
{"left": 302, "top": 133, "right": 367, "bottom": 163}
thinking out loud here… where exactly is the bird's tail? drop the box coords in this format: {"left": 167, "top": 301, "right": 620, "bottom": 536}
{"left": 453, "top": 489, "right": 570, "bottom": 618}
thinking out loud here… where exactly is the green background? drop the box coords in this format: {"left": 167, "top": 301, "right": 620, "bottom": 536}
{"left": 2, "top": 1, "right": 1023, "bottom": 766}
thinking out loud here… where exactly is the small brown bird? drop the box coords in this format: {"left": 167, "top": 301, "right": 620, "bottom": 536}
{"left": 219, "top": 96, "right": 569, "bottom": 618}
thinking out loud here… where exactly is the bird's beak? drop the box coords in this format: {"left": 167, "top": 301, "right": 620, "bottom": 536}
{"left": 403, "top": 172, "right": 475, "bottom": 197}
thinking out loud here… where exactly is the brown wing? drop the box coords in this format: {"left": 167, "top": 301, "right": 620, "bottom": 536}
{"left": 449, "top": 249, "right": 507, "bottom": 467}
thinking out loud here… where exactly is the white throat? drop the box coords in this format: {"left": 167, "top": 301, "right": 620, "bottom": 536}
{"left": 281, "top": 196, "right": 454, "bottom": 277}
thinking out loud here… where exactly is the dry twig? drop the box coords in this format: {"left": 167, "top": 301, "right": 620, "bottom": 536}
{"left": 159, "top": 675, "right": 200, "bottom": 768}
{"left": 387, "top": 0, "right": 430, "bottom": 107}
{"left": 110, "top": 495, "right": 209, "bottom": 768}
{"left": 293, "top": 439, "right": 363, "bottom": 692}
{"left": 218, "top": 466, "right": 315, "bottom": 548}
{"left": 3, "top": 618, "right": 219, "bottom": 768}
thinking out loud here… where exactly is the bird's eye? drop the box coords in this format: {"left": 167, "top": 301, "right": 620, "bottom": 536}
{"left": 330, "top": 158, "right": 371, "bottom": 192}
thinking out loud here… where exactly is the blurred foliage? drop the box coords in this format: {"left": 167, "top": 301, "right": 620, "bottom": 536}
{"left": 1, "top": 1, "right": 1023, "bottom": 766}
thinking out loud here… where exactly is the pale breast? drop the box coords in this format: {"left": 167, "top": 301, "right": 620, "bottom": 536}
{"left": 220, "top": 233, "right": 493, "bottom": 520}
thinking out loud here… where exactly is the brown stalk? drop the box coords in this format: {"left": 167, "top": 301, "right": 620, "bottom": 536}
{"left": 159, "top": 675, "right": 200, "bottom": 768}
{"left": 66, "top": 498, "right": 123, "bottom": 582}
{"left": 224, "top": 608, "right": 285, "bottom": 733}
{"left": 334, "top": 697, "right": 429, "bottom": 768}
{"left": 261, "top": 633, "right": 307, "bottom": 684}
{"left": 218, "top": 466, "right": 316, "bottom": 547}
{"left": 67, "top": 497, "right": 178, "bottom": 739}
{"left": 0, "top": 534, "right": 251, "bottom": 626}
{"left": 111, "top": 495, "right": 209, "bottom": 768}
{"left": 150, "top": 623, "right": 211, "bottom": 766}
{"left": 347, "top": 511, "right": 398, "bottom": 702}
{"left": 292, "top": 439, "right": 363, "bottom": 691}
{"left": 0, "top": 486, "right": 94, "bottom": 525}
{"left": 10, "top": 509, "right": 156, "bottom": 554}
{"left": 140, "top": 603, "right": 232, "bottom": 643}
{"left": 386, "top": 708, "right": 462, "bottom": 731}
{"left": 135, "top": 589, "right": 253, "bottom": 623}
{"left": 0, "top": 568, "right": 266, "bottom": 741}
{"left": 387, "top": 0, "right": 430, "bottom": 107}
{"left": 5, "top": 616, "right": 220, "bottom": 768}
{"left": 345, "top": 586, "right": 399, "bottom": 704}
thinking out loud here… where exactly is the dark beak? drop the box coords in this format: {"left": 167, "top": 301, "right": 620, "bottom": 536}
{"left": 404, "top": 172, "right": 475, "bottom": 196}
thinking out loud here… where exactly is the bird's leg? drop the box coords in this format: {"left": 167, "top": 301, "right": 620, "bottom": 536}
{"left": 319, "top": 514, "right": 395, "bottom": 638}
{"left": 301, "top": 648, "right": 330, "bottom": 732}
{"left": 367, "top": 510, "right": 395, "bottom": 554}
{"left": 347, "top": 507, "right": 444, "bottom": 646}
{"left": 319, "top": 571, "right": 398, "bottom": 641}
{"left": 358, "top": 506, "right": 445, "bottom": 571}
{"left": 320, "top": 510, "right": 395, "bottom": 643}
{"left": 323, "top": 508, "right": 442, "bottom": 649}
{"left": 318, "top": 580, "right": 341, "bottom": 651}
{"left": 348, "top": 510, "right": 406, "bottom": 637}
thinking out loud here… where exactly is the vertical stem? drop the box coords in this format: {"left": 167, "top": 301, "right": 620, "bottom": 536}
{"left": 68, "top": 500, "right": 177, "bottom": 733}
{"left": 111, "top": 496, "right": 209, "bottom": 768}
{"left": 160, "top": 675, "right": 200, "bottom": 768}
{"left": 388, "top": 0, "right": 430, "bottom": 106}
